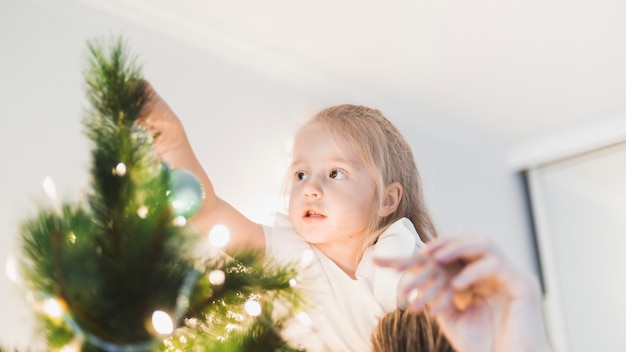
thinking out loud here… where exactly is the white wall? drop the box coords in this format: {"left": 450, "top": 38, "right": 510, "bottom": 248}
{"left": 0, "top": 0, "right": 536, "bottom": 349}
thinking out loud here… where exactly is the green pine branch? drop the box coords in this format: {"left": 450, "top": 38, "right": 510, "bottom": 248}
{"left": 14, "top": 36, "right": 305, "bottom": 352}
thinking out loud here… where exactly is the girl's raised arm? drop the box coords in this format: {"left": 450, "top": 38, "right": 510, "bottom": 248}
{"left": 138, "top": 81, "right": 265, "bottom": 255}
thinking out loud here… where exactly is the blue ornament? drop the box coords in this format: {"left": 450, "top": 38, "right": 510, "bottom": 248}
{"left": 168, "top": 169, "right": 204, "bottom": 218}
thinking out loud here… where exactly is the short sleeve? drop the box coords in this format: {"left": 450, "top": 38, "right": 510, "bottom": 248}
{"left": 357, "top": 218, "right": 424, "bottom": 311}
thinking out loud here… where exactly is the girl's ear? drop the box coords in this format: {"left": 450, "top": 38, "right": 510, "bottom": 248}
{"left": 378, "top": 182, "right": 403, "bottom": 217}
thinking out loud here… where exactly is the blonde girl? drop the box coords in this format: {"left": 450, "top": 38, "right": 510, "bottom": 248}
{"left": 140, "top": 82, "right": 438, "bottom": 351}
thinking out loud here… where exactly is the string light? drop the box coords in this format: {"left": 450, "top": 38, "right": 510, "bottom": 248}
{"left": 67, "top": 231, "right": 77, "bottom": 244}
{"left": 43, "top": 176, "right": 61, "bottom": 214}
{"left": 173, "top": 216, "right": 187, "bottom": 227}
{"left": 288, "top": 278, "right": 297, "bottom": 287}
{"left": 5, "top": 255, "right": 17, "bottom": 283}
{"left": 208, "top": 270, "right": 226, "bottom": 286}
{"left": 244, "top": 299, "right": 262, "bottom": 317}
{"left": 59, "top": 339, "right": 82, "bottom": 352}
{"left": 137, "top": 205, "right": 149, "bottom": 219}
{"left": 152, "top": 310, "right": 174, "bottom": 335}
{"left": 225, "top": 323, "right": 242, "bottom": 332}
{"left": 43, "top": 176, "right": 57, "bottom": 199}
{"left": 208, "top": 225, "right": 230, "bottom": 248}
{"left": 113, "top": 162, "right": 127, "bottom": 176}
{"left": 296, "top": 312, "right": 312, "bottom": 326}
{"left": 42, "top": 298, "right": 64, "bottom": 318}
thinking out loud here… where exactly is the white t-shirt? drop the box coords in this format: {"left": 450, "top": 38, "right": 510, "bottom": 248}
{"left": 263, "top": 213, "right": 424, "bottom": 352}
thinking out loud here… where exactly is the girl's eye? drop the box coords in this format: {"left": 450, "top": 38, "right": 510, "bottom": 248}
{"left": 296, "top": 171, "right": 308, "bottom": 181}
{"left": 329, "top": 169, "right": 346, "bottom": 180}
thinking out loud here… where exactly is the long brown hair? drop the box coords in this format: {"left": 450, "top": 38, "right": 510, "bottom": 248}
{"left": 371, "top": 308, "right": 455, "bottom": 352}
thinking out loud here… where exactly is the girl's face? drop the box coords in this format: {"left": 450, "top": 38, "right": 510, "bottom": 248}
{"left": 288, "top": 122, "right": 378, "bottom": 248}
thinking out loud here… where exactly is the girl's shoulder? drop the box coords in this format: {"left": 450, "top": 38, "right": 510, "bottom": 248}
{"left": 374, "top": 217, "right": 424, "bottom": 259}
{"left": 357, "top": 217, "right": 424, "bottom": 311}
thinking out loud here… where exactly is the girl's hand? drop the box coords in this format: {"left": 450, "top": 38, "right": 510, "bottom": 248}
{"left": 375, "top": 235, "right": 552, "bottom": 352}
{"left": 137, "top": 81, "right": 192, "bottom": 166}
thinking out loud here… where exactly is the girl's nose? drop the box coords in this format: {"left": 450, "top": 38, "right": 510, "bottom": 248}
{"left": 303, "top": 180, "right": 322, "bottom": 198}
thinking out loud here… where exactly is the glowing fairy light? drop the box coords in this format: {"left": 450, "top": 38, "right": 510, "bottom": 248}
{"left": 59, "top": 339, "right": 81, "bottom": 352}
{"left": 288, "top": 278, "right": 297, "bottom": 287}
{"left": 173, "top": 216, "right": 187, "bottom": 227}
{"left": 43, "top": 176, "right": 57, "bottom": 199}
{"left": 208, "top": 225, "right": 230, "bottom": 248}
{"left": 43, "top": 176, "right": 62, "bottom": 213}
{"left": 137, "top": 205, "right": 149, "bottom": 219}
{"left": 42, "top": 298, "right": 64, "bottom": 318}
{"left": 244, "top": 299, "right": 262, "bottom": 317}
{"left": 208, "top": 270, "right": 226, "bottom": 286}
{"left": 114, "top": 162, "right": 127, "bottom": 176}
{"left": 152, "top": 310, "right": 174, "bottom": 334}
{"left": 225, "top": 323, "right": 242, "bottom": 332}
{"left": 67, "top": 231, "right": 76, "bottom": 244}
{"left": 301, "top": 249, "right": 314, "bottom": 267}
{"left": 59, "top": 345, "right": 78, "bottom": 352}
{"left": 226, "top": 310, "right": 244, "bottom": 321}
{"left": 5, "top": 255, "right": 17, "bottom": 283}
{"left": 296, "top": 312, "right": 312, "bottom": 326}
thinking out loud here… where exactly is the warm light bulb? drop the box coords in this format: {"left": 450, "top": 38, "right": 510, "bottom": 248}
{"left": 43, "top": 176, "right": 57, "bottom": 199}
{"left": 208, "top": 225, "right": 230, "bottom": 248}
{"left": 59, "top": 339, "right": 81, "bottom": 352}
{"left": 208, "top": 270, "right": 226, "bottom": 286}
{"left": 5, "top": 255, "right": 17, "bottom": 283}
{"left": 43, "top": 176, "right": 61, "bottom": 214}
{"left": 137, "top": 205, "right": 149, "bottom": 219}
{"left": 173, "top": 216, "right": 187, "bottom": 227}
{"left": 114, "top": 162, "right": 127, "bottom": 176}
{"left": 59, "top": 345, "right": 78, "bottom": 352}
{"left": 296, "top": 312, "right": 312, "bottom": 326}
{"left": 244, "top": 299, "right": 262, "bottom": 317}
{"left": 152, "top": 310, "right": 174, "bottom": 334}
{"left": 42, "top": 298, "right": 63, "bottom": 318}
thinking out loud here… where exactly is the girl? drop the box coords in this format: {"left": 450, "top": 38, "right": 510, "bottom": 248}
{"left": 139, "top": 81, "right": 438, "bottom": 351}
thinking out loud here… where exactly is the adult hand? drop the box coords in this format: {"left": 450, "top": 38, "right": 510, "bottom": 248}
{"left": 375, "top": 235, "right": 552, "bottom": 352}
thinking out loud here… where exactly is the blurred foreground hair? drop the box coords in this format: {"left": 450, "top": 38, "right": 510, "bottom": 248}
{"left": 371, "top": 308, "right": 455, "bottom": 352}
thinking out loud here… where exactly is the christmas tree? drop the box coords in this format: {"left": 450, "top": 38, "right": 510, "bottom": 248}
{"left": 9, "top": 37, "right": 304, "bottom": 352}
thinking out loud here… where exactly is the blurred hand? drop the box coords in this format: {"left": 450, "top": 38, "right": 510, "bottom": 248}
{"left": 137, "top": 81, "right": 190, "bottom": 165}
{"left": 375, "top": 235, "right": 552, "bottom": 352}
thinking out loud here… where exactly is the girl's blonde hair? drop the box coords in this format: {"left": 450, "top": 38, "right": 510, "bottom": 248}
{"left": 306, "top": 104, "right": 438, "bottom": 259}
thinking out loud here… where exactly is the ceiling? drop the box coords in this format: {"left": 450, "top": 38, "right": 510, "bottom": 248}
{"left": 77, "top": 0, "right": 626, "bottom": 153}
